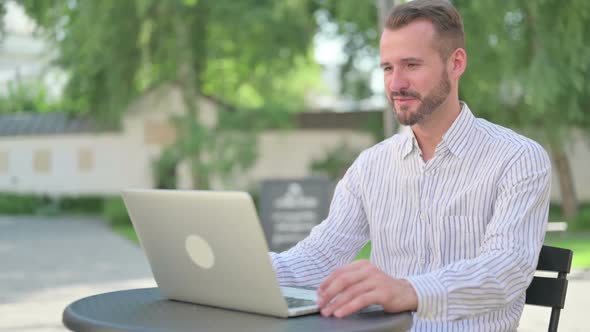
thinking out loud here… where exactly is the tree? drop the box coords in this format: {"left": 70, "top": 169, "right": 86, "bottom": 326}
{"left": 316, "top": 0, "right": 590, "bottom": 219}
{"left": 13, "top": 0, "right": 323, "bottom": 189}
{"left": 314, "top": 1, "right": 379, "bottom": 99}
{"left": 376, "top": 0, "right": 398, "bottom": 138}
{"left": 0, "top": 80, "right": 63, "bottom": 113}
{"left": 455, "top": 0, "right": 590, "bottom": 218}
{"left": 314, "top": 1, "right": 399, "bottom": 139}
{"left": 0, "top": 3, "right": 6, "bottom": 37}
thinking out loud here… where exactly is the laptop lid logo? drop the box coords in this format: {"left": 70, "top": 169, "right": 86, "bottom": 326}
{"left": 185, "top": 234, "right": 215, "bottom": 269}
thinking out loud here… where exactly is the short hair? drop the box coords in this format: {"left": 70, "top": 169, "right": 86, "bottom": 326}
{"left": 385, "top": 0, "right": 465, "bottom": 60}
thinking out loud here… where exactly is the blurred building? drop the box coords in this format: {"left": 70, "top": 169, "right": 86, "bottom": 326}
{"left": 0, "top": 83, "right": 375, "bottom": 196}
{"left": 0, "top": 2, "right": 374, "bottom": 197}
{"left": 1, "top": 82, "right": 590, "bottom": 202}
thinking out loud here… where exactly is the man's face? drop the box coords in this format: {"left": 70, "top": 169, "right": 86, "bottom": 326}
{"left": 380, "top": 20, "right": 452, "bottom": 126}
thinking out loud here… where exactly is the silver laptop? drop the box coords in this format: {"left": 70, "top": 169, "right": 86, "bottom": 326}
{"left": 121, "top": 189, "right": 320, "bottom": 318}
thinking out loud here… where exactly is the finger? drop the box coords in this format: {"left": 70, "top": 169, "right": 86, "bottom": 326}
{"left": 321, "top": 279, "right": 375, "bottom": 317}
{"left": 333, "top": 290, "right": 382, "bottom": 318}
{"left": 322, "top": 279, "right": 375, "bottom": 316}
{"left": 318, "top": 260, "right": 370, "bottom": 293}
{"left": 318, "top": 269, "right": 366, "bottom": 307}
{"left": 317, "top": 267, "right": 369, "bottom": 308}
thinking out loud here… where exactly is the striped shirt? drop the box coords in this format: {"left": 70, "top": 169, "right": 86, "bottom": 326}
{"left": 270, "top": 103, "right": 551, "bottom": 332}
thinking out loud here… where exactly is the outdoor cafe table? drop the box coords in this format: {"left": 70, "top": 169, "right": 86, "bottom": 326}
{"left": 63, "top": 288, "right": 413, "bottom": 332}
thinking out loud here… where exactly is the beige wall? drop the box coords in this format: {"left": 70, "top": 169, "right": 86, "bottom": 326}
{"left": 0, "top": 83, "right": 375, "bottom": 196}
{"left": 211, "top": 129, "right": 375, "bottom": 190}
{"left": 0, "top": 133, "right": 145, "bottom": 195}
{"left": 1, "top": 82, "right": 588, "bottom": 201}
{"left": 2, "top": 127, "right": 590, "bottom": 201}
{"left": 0, "top": 128, "right": 374, "bottom": 196}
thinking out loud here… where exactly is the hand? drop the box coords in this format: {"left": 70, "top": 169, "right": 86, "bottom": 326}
{"left": 316, "top": 260, "right": 418, "bottom": 318}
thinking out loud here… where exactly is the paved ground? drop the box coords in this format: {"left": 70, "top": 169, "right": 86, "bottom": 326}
{"left": 0, "top": 215, "right": 588, "bottom": 331}
{"left": 0, "top": 216, "right": 155, "bottom": 332}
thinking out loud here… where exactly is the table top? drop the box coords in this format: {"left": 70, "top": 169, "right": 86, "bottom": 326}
{"left": 63, "top": 288, "right": 413, "bottom": 332}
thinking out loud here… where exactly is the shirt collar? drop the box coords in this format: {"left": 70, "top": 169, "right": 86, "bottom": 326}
{"left": 399, "top": 101, "right": 476, "bottom": 159}
{"left": 441, "top": 102, "right": 476, "bottom": 158}
{"left": 401, "top": 128, "right": 419, "bottom": 159}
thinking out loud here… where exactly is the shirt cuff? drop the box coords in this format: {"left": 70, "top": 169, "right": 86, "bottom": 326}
{"left": 405, "top": 273, "right": 448, "bottom": 321}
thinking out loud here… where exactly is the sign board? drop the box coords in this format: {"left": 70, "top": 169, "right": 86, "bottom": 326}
{"left": 260, "top": 177, "right": 335, "bottom": 252}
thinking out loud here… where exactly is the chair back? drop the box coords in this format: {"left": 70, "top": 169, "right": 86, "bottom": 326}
{"left": 525, "top": 245, "right": 573, "bottom": 332}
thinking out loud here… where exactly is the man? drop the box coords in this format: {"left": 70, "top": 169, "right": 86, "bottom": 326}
{"left": 270, "top": 0, "right": 551, "bottom": 331}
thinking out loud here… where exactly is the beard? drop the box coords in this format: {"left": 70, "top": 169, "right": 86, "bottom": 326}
{"left": 388, "top": 71, "right": 451, "bottom": 126}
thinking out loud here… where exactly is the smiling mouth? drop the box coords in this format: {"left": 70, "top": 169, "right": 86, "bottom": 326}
{"left": 394, "top": 98, "right": 417, "bottom": 103}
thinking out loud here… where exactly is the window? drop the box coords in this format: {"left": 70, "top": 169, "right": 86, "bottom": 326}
{"left": 33, "top": 149, "right": 51, "bottom": 173}
{"left": 78, "top": 148, "right": 94, "bottom": 172}
{"left": 0, "top": 151, "right": 8, "bottom": 173}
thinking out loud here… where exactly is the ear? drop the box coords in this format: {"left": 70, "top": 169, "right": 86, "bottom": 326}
{"left": 448, "top": 48, "right": 467, "bottom": 81}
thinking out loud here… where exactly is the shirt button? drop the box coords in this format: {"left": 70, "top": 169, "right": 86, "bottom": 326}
{"left": 419, "top": 212, "right": 427, "bottom": 220}
{"left": 420, "top": 258, "right": 426, "bottom": 265}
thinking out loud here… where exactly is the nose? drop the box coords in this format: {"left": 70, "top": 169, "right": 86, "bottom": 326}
{"left": 386, "top": 69, "right": 410, "bottom": 92}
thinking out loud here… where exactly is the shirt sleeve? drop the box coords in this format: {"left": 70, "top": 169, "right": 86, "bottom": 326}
{"left": 406, "top": 143, "right": 552, "bottom": 321}
{"left": 270, "top": 154, "right": 370, "bottom": 287}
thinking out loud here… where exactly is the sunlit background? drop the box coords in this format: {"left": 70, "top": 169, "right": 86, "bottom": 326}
{"left": 1, "top": 0, "right": 589, "bottom": 331}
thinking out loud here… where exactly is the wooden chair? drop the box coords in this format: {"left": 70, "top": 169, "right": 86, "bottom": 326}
{"left": 525, "top": 245, "right": 573, "bottom": 332}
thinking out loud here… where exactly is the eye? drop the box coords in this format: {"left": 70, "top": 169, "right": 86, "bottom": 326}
{"left": 383, "top": 66, "right": 393, "bottom": 73}
{"left": 407, "top": 63, "right": 419, "bottom": 69}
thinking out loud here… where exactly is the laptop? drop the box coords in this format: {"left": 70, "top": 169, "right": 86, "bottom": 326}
{"left": 121, "top": 189, "right": 320, "bottom": 318}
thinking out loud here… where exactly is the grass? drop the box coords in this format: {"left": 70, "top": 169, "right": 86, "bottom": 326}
{"left": 545, "top": 232, "right": 590, "bottom": 269}
{"left": 112, "top": 225, "right": 590, "bottom": 269}
{"left": 354, "top": 232, "right": 590, "bottom": 269}
{"left": 355, "top": 242, "right": 371, "bottom": 260}
{"left": 113, "top": 225, "right": 139, "bottom": 244}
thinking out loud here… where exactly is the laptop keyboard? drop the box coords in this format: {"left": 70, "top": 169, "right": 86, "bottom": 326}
{"left": 285, "top": 297, "right": 317, "bottom": 308}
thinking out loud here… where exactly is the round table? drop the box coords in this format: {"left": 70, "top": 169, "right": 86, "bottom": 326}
{"left": 63, "top": 288, "right": 413, "bottom": 332}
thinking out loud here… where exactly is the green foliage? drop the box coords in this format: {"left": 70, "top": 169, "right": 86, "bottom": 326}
{"left": 567, "top": 205, "right": 590, "bottom": 231}
{"left": 249, "top": 188, "right": 261, "bottom": 212}
{"left": 454, "top": 0, "right": 590, "bottom": 216}
{"left": 0, "top": 81, "right": 64, "bottom": 113}
{"left": 112, "top": 224, "right": 139, "bottom": 244}
{"left": 0, "top": 3, "right": 6, "bottom": 37}
{"left": 153, "top": 148, "right": 180, "bottom": 189}
{"left": 314, "top": 0, "right": 589, "bottom": 215}
{"left": 314, "top": 1, "right": 380, "bottom": 99}
{"left": 314, "top": 0, "right": 590, "bottom": 134}
{"left": 548, "top": 202, "right": 564, "bottom": 221}
{"left": 0, "top": 192, "right": 134, "bottom": 232}
{"left": 59, "top": 196, "right": 104, "bottom": 214}
{"left": 200, "top": 2, "right": 323, "bottom": 111}
{"left": 359, "top": 231, "right": 590, "bottom": 268}
{"left": 0, "top": 194, "right": 47, "bottom": 214}
{"left": 0, "top": 193, "right": 103, "bottom": 215}
{"left": 158, "top": 107, "right": 260, "bottom": 189}
{"left": 454, "top": 0, "right": 590, "bottom": 134}
{"left": 17, "top": 0, "right": 143, "bottom": 127}
{"left": 16, "top": 0, "right": 325, "bottom": 188}
{"left": 549, "top": 202, "right": 590, "bottom": 231}
{"left": 364, "top": 111, "right": 385, "bottom": 142}
{"left": 310, "top": 143, "right": 360, "bottom": 181}
{"left": 103, "top": 197, "right": 132, "bottom": 227}
{"left": 17, "top": 0, "right": 321, "bottom": 124}
{"left": 544, "top": 232, "right": 590, "bottom": 269}
{"left": 355, "top": 241, "right": 371, "bottom": 260}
